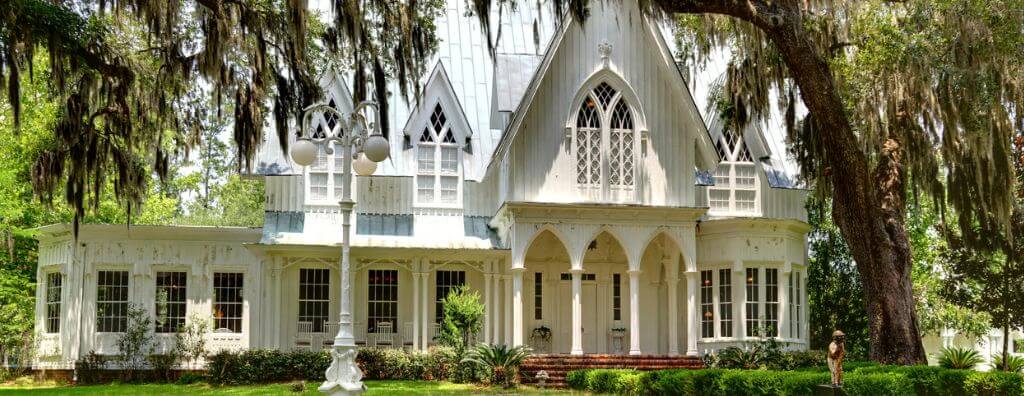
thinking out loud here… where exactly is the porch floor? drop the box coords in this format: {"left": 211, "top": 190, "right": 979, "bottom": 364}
{"left": 519, "top": 354, "right": 704, "bottom": 388}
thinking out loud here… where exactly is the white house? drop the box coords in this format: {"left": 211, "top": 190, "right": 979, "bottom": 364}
{"left": 33, "top": 0, "right": 810, "bottom": 369}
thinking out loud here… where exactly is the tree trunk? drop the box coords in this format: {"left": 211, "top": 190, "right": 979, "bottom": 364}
{"left": 1003, "top": 323, "right": 1010, "bottom": 371}
{"left": 660, "top": 0, "right": 927, "bottom": 364}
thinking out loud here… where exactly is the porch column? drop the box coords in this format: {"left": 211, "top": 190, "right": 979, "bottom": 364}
{"left": 667, "top": 272, "right": 680, "bottom": 356}
{"left": 273, "top": 261, "right": 283, "bottom": 349}
{"left": 512, "top": 269, "right": 524, "bottom": 346}
{"left": 503, "top": 275, "right": 512, "bottom": 345}
{"left": 733, "top": 261, "right": 744, "bottom": 340}
{"left": 628, "top": 269, "right": 641, "bottom": 355}
{"left": 483, "top": 272, "right": 493, "bottom": 344}
{"left": 420, "top": 270, "right": 429, "bottom": 350}
{"left": 779, "top": 265, "right": 791, "bottom": 339}
{"left": 492, "top": 274, "right": 502, "bottom": 343}
{"left": 571, "top": 269, "right": 584, "bottom": 355}
{"left": 686, "top": 271, "right": 699, "bottom": 356}
{"left": 412, "top": 272, "right": 421, "bottom": 351}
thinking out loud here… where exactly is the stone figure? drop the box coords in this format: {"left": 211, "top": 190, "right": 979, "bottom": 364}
{"left": 827, "top": 330, "right": 846, "bottom": 386}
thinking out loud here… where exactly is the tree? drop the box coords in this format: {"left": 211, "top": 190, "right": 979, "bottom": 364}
{"left": 541, "top": 0, "right": 1021, "bottom": 364}
{"left": 117, "top": 304, "right": 155, "bottom": 381}
{"left": 941, "top": 130, "right": 1024, "bottom": 371}
{"left": 438, "top": 286, "right": 485, "bottom": 355}
{"left": 0, "top": 268, "right": 33, "bottom": 369}
{"left": 0, "top": 0, "right": 445, "bottom": 233}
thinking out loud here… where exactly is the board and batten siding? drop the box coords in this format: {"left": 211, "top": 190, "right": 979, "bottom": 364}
{"left": 507, "top": 0, "right": 703, "bottom": 207}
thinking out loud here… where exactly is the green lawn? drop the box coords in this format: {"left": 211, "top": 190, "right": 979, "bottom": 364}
{"left": 0, "top": 380, "right": 576, "bottom": 395}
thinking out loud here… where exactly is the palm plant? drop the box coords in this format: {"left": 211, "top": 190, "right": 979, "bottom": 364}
{"left": 462, "top": 344, "right": 531, "bottom": 388}
{"left": 989, "top": 353, "right": 1024, "bottom": 373}
{"left": 936, "top": 346, "right": 983, "bottom": 370}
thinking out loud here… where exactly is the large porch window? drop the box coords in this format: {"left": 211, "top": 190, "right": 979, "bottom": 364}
{"left": 435, "top": 270, "right": 465, "bottom": 323}
{"left": 96, "top": 270, "right": 129, "bottom": 333}
{"left": 367, "top": 270, "right": 398, "bottom": 333}
{"left": 612, "top": 273, "right": 622, "bottom": 321}
{"left": 700, "top": 271, "right": 714, "bottom": 338}
{"left": 155, "top": 272, "right": 187, "bottom": 333}
{"left": 699, "top": 268, "right": 735, "bottom": 340}
{"left": 764, "top": 269, "right": 779, "bottom": 337}
{"left": 299, "top": 269, "right": 331, "bottom": 332}
{"left": 745, "top": 268, "right": 759, "bottom": 337}
{"left": 45, "top": 273, "right": 62, "bottom": 334}
{"left": 788, "top": 271, "right": 803, "bottom": 339}
{"left": 718, "top": 269, "right": 733, "bottom": 338}
{"left": 213, "top": 273, "right": 243, "bottom": 333}
{"left": 534, "top": 272, "right": 543, "bottom": 320}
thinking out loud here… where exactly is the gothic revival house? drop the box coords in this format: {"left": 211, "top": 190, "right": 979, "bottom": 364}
{"left": 33, "top": 0, "right": 809, "bottom": 368}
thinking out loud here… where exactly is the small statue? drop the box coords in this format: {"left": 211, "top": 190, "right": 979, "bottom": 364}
{"left": 828, "top": 330, "right": 846, "bottom": 386}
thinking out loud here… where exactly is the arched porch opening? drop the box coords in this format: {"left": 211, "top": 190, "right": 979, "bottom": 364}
{"left": 522, "top": 229, "right": 570, "bottom": 353}
{"left": 637, "top": 232, "right": 685, "bottom": 355}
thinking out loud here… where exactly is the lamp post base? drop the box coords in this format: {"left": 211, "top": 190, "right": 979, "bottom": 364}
{"left": 319, "top": 344, "right": 364, "bottom": 395}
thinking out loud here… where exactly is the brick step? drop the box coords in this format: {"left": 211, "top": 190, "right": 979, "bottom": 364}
{"left": 519, "top": 355, "right": 703, "bottom": 388}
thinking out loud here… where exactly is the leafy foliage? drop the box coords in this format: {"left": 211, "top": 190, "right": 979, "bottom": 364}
{"left": 462, "top": 343, "right": 531, "bottom": 388}
{"left": 116, "top": 303, "right": 155, "bottom": 381}
{"left": 989, "top": 353, "right": 1024, "bottom": 374}
{"left": 935, "top": 347, "right": 983, "bottom": 370}
{"left": 175, "top": 314, "right": 210, "bottom": 369}
{"left": 437, "top": 285, "right": 485, "bottom": 355}
{"left": 0, "top": 267, "right": 34, "bottom": 366}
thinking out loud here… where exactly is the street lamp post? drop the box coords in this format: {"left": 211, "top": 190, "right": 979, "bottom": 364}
{"left": 290, "top": 101, "right": 389, "bottom": 395}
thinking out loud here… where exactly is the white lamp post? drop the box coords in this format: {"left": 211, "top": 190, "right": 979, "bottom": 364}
{"left": 291, "top": 100, "right": 388, "bottom": 395}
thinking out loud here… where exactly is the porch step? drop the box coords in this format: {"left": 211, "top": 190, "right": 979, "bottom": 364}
{"left": 519, "top": 354, "right": 703, "bottom": 388}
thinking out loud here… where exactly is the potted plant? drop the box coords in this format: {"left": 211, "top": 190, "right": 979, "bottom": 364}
{"left": 530, "top": 326, "right": 552, "bottom": 342}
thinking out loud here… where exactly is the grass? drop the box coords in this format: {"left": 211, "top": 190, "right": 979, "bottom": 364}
{"left": 0, "top": 380, "right": 576, "bottom": 395}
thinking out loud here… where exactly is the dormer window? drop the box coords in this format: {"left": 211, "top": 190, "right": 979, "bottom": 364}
{"left": 306, "top": 99, "right": 347, "bottom": 203}
{"left": 708, "top": 133, "right": 759, "bottom": 215}
{"left": 416, "top": 104, "right": 461, "bottom": 205}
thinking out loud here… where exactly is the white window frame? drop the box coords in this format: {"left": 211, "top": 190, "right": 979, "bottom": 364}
{"left": 788, "top": 270, "right": 804, "bottom": 340}
{"left": 154, "top": 271, "right": 188, "bottom": 334}
{"left": 708, "top": 135, "right": 760, "bottom": 216}
{"left": 45, "top": 272, "right": 62, "bottom": 334}
{"left": 571, "top": 82, "right": 640, "bottom": 202}
{"left": 367, "top": 269, "right": 399, "bottom": 333}
{"left": 298, "top": 268, "right": 331, "bottom": 333}
{"left": 304, "top": 98, "right": 349, "bottom": 205}
{"left": 96, "top": 269, "right": 130, "bottom": 333}
{"left": 213, "top": 272, "right": 245, "bottom": 334}
{"left": 415, "top": 103, "right": 462, "bottom": 207}
{"left": 740, "top": 265, "right": 787, "bottom": 339}
{"left": 698, "top": 266, "right": 738, "bottom": 341}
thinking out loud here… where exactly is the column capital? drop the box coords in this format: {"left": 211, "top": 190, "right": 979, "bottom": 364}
{"left": 501, "top": 274, "right": 512, "bottom": 281}
{"left": 509, "top": 267, "right": 527, "bottom": 274}
{"left": 570, "top": 268, "right": 586, "bottom": 274}
{"left": 627, "top": 269, "right": 642, "bottom": 276}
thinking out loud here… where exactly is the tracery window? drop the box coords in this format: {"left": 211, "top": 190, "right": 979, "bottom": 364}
{"left": 306, "top": 99, "right": 348, "bottom": 203}
{"left": 708, "top": 133, "right": 759, "bottom": 214}
{"left": 417, "top": 104, "right": 461, "bottom": 205}
{"left": 572, "top": 82, "right": 638, "bottom": 199}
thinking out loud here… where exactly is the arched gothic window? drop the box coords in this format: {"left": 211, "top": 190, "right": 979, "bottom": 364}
{"left": 572, "top": 82, "right": 638, "bottom": 200}
{"left": 708, "top": 133, "right": 758, "bottom": 214}
{"left": 416, "top": 104, "right": 461, "bottom": 205}
{"left": 307, "top": 98, "right": 347, "bottom": 202}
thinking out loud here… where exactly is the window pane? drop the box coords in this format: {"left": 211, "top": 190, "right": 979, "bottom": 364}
{"left": 735, "top": 165, "right": 756, "bottom": 187}
{"left": 435, "top": 271, "right": 466, "bottom": 323}
{"left": 764, "top": 268, "right": 779, "bottom": 337}
{"left": 96, "top": 271, "right": 129, "bottom": 333}
{"left": 155, "top": 272, "right": 187, "bottom": 333}
{"left": 612, "top": 274, "right": 621, "bottom": 321}
{"left": 719, "top": 269, "right": 732, "bottom": 338}
{"left": 333, "top": 174, "right": 345, "bottom": 200}
{"left": 735, "top": 190, "right": 757, "bottom": 212}
{"left": 310, "top": 173, "right": 328, "bottom": 201}
{"left": 440, "top": 176, "right": 458, "bottom": 203}
{"left": 299, "top": 269, "right": 331, "bottom": 332}
{"left": 534, "top": 273, "right": 543, "bottom": 320}
{"left": 701, "top": 270, "right": 714, "bottom": 338}
{"left": 745, "top": 268, "right": 759, "bottom": 337}
{"left": 367, "top": 270, "right": 398, "bottom": 333}
{"left": 417, "top": 146, "right": 435, "bottom": 173}
{"left": 46, "top": 273, "right": 62, "bottom": 333}
{"left": 313, "top": 146, "right": 328, "bottom": 170}
{"left": 713, "top": 164, "right": 730, "bottom": 186}
{"left": 440, "top": 147, "right": 458, "bottom": 174}
{"left": 213, "top": 273, "right": 244, "bottom": 333}
{"left": 417, "top": 177, "right": 435, "bottom": 203}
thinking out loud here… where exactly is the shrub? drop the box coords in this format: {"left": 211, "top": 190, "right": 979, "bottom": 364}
{"left": 718, "top": 370, "right": 788, "bottom": 395}
{"left": 843, "top": 372, "right": 914, "bottom": 396}
{"left": 565, "top": 370, "right": 588, "bottom": 390}
{"left": 176, "top": 372, "right": 204, "bottom": 384}
{"left": 147, "top": 353, "right": 179, "bottom": 383}
{"left": 963, "top": 371, "right": 1024, "bottom": 396}
{"left": 205, "top": 349, "right": 329, "bottom": 384}
{"left": 73, "top": 351, "right": 106, "bottom": 385}
{"left": 356, "top": 348, "right": 409, "bottom": 380}
{"left": 116, "top": 304, "right": 155, "bottom": 381}
{"left": 437, "top": 286, "right": 485, "bottom": 354}
{"left": 174, "top": 315, "right": 210, "bottom": 369}
{"left": 461, "top": 343, "right": 530, "bottom": 388}
{"left": 936, "top": 346, "right": 983, "bottom": 370}
{"left": 989, "top": 353, "right": 1024, "bottom": 373}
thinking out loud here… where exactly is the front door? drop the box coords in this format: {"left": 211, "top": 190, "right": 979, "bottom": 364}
{"left": 582, "top": 282, "right": 598, "bottom": 352}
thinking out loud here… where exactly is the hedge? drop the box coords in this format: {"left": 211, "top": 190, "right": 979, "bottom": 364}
{"left": 566, "top": 366, "right": 1024, "bottom": 396}
{"left": 206, "top": 347, "right": 476, "bottom": 385}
